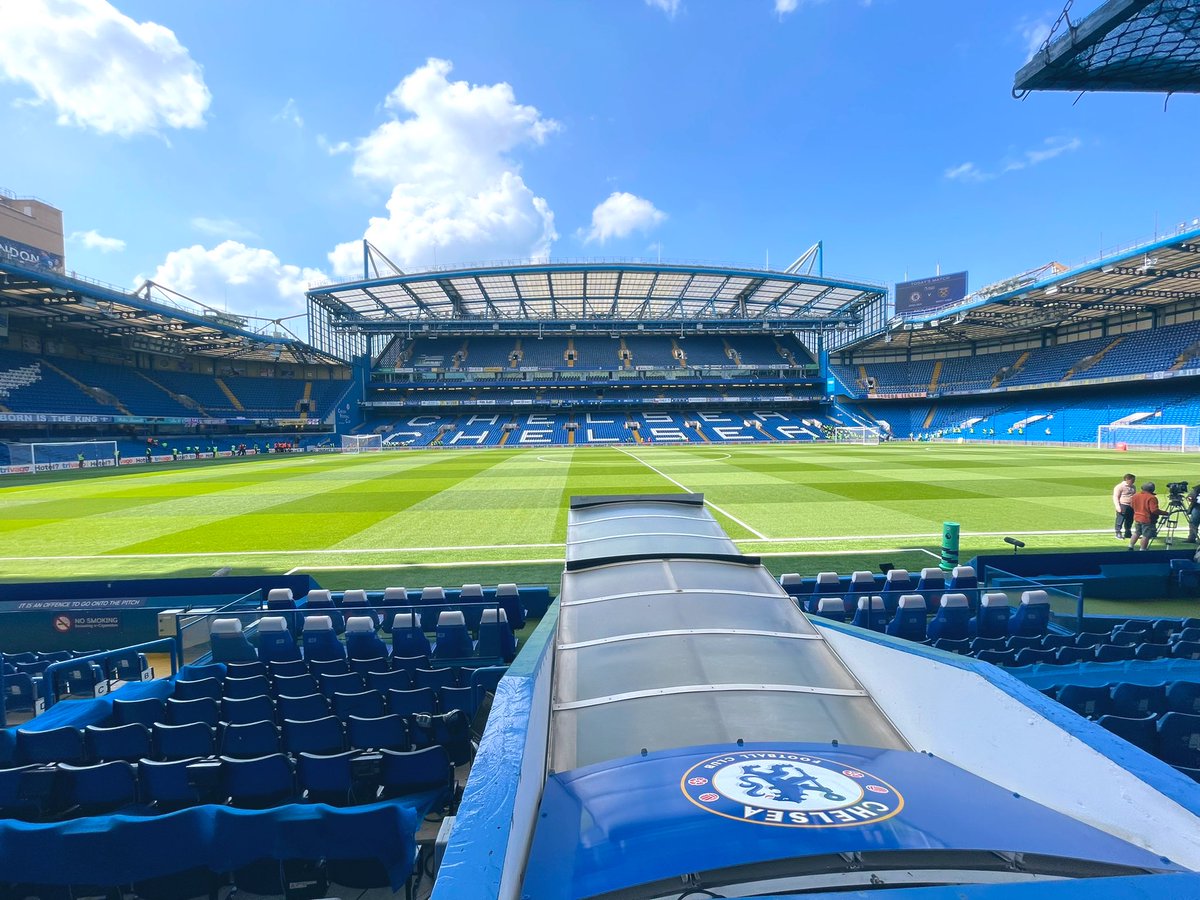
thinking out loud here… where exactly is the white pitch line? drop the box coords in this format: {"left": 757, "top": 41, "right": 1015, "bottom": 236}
{"left": 0, "top": 542, "right": 564, "bottom": 563}
{"left": 753, "top": 547, "right": 942, "bottom": 560}
{"left": 616, "top": 447, "right": 769, "bottom": 540}
{"left": 735, "top": 527, "right": 1115, "bottom": 544}
{"left": 286, "top": 557, "right": 567, "bottom": 575}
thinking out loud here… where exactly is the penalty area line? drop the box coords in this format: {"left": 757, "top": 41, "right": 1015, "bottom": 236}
{"left": 616, "top": 447, "right": 768, "bottom": 540}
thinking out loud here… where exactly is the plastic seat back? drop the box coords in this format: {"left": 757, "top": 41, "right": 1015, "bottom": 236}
{"left": 301, "top": 615, "right": 346, "bottom": 662}
{"left": 969, "top": 593, "right": 1011, "bottom": 639}
{"left": 257, "top": 616, "right": 301, "bottom": 663}
{"left": 1009, "top": 590, "right": 1051, "bottom": 637}
{"left": 927, "top": 593, "right": 971, "bottom": 641}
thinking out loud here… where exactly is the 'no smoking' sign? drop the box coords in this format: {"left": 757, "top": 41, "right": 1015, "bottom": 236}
{"left": 53, "top": 615, "right": 73, "bottom": 633}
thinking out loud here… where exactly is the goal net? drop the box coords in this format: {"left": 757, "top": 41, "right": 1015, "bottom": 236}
{"left": 830, "top": 425, "right": 882, "bottom": 445}
{"left": 340, "top": 434, "right": 383, "bottom": 453}
{"left": 1097, "top": 424, "right": 1200, "bottom": 452}
{"left": 5, "top": 440, "right": 119, "bottom": 468}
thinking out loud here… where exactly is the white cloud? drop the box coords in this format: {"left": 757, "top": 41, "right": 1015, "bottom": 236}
{"left": 583, "top": 192, "right": 667, "bottom": 244}
{"left": 191, "top": 217, "right": 259, "bottom": 241}
{"left": 0, "top": 0, "right": 210, "bottom": 137}
{"left": 775, "top": 0, "right": 799, "bottom": 16}
{"left": 646, "top": 0, "right": 682, "bottom": 17}
{"left": 70, "top": 229, "right": 125, "bottom": 253}
{"left": 142, "top": 241, "right": 325, "bottom": 321}
{"left": 1019, "top": 15, "right": 1055, "bottom": 61}
{"left": 274, "top": 97, "right": 303, "bottom": 128}
{"left": 317, "top": 134, "right": 352, "bottom": 155}
{"left": 945, "top": 136, "right": 1081, "bottom": 183}
{"left": 328, "top": 58, "right": 559, "bottom": 275}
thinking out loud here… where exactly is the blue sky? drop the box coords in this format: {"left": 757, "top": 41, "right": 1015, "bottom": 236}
{"left": 0, "top": 0, "right": 1196, "bottom": 326}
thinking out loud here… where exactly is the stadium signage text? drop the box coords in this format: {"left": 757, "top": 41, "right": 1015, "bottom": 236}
{"left": 0, "top": 236, "right": 63, "bottom": 273}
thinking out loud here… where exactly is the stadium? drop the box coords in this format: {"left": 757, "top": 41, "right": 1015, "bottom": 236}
{"left": 4, "top": 1, "right": 1200, "bottom": 899}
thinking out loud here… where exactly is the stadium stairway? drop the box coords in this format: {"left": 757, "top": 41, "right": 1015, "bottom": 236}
{"left": 41, "top": 360, "right": 131, "bottom": 416}
{"left": 994, "top": 351, "right": 1030, "bottom": 387}
{"left": 138, "top": 372, "right": 205, "bottom": 414}
{"left": 214, "top": 377, "right": 245, "bottom": 412}
{"left": 1064, "top": 337, "right": 1124, "bottom": 381}
{"left": 928, "top": 360, "right": 943, "bottom": 393}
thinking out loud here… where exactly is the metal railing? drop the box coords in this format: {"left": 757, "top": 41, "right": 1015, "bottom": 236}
{"left": 42, "top": 638, "right": 180, "bottom": 709}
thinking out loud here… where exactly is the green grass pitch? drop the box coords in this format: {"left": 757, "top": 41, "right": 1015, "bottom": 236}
{"left": 0, "top": 443, "right": 1191, "bottom": 614}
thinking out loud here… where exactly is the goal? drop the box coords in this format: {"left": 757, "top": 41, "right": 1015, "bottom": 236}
{"left": 340, "top": 434, "right": 383, "bottom": 453}
{"left": 1097, "top": 424, "right": 1200, "bottom": 452}
{"left": 830, "top": 426, "right": 882, "bottom": 445}
{"left": 5, "top": 440, "right": 119, "bottom": 468}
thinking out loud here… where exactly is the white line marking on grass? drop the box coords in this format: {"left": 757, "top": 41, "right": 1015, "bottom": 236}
{"left": 616, "top": 447, "right": 769, "bottom": 540}
{"left": 750, "top": 547, "right": 942, "bottom": 560}
{"left": 286, "top": 557, "right": 567, "bottom": 575}
{"left": 735, "top": 527, "right": 1113, "bottom": 544}
{"left": 0, "top": 542, "right": 565, "bottom": 563}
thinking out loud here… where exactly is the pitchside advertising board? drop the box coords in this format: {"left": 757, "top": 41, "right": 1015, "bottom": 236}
{"left": 0, "top": 235, "right": 63, "bottom": 272}
{"left": 894, "top": 271, "right": 968, "bottom": 316}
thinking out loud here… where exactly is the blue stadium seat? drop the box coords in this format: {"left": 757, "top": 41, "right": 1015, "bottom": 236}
{"left": 390, "top": 613, "right": 432, "bottom": 659}
{"left": 303, "top": 589, "right": 345, "bottom": 634}
{"left": 434, "top": 610, "right": 473, "bottom": 660}
{"left": 1157, "top": 712, "right": 1200, "bottom": 769}
{"left": 297, "top": 750, "right": 362, "bottom": 806}
{"left": 16, "top": 726, "right": 87, "bottom": 765}
{"left": 1094, "top": 643, "right": 1138, "bottom": 663}
{"left": 947, "top": 565, "right": 979, "bottom": 601}
{"left": 54, "top": 659, "right": 105, "bottom": 697}
{"left": 1040, "top": 633, "right": 1071, "bottom": 651}
{"left": 108, "top": 650, "right": 150, "bottom": 682}
{"left": 153, "top": 721, "right": 215, "bottom": 760}
{"left": 881, "top": 569, "right": 914, "bottom": 614}
{"left": 60, "top": 761, "right": 138, "bottom": 815}
{"left": 390, "top": 654, "right": 431, "bottom": 677}
{"left": 223, "top": 674, "right": 270, "bottom": 700}
{"left": 332, "top": 690, "right": 386, "bottom": 721}
{"left": 4, "top": 673, "right": 41, "bottom": 713}
{"left": 927, "top": 593, "right": 970, "bottom": 641}
{"left": 173, "top": 677, "right": 222, "bottom": 702}
{"left": 349, "top": 655, "right": 392, "bottom": 679}
{"left": 111, "top": 696, "right": 165, "bottom": 728}
{"left": 367, "top": 669, "right": 413, "bottom": 693}
{"left": 137, "top": 757, "right": 204, "bottom": 812}
{"left": 1171, "top": 641, "right": 1200, "bottom": 660}
{"left": 1134, "top": 643, "right": 1171, "bottom": 661}
{"left": 916, "top": 567, "right": 946, "bottom": 605}
{"left": 418, "top": 586, "right": 448, "bottom": 631}
{"left": 379, "top": 745, "right": 454, "bottom": 801}
{"left": 166, "top": 696, "right": 219, "bottom": 727}
{"left": 225, "top": 660, "right": 267, "bottom": 680}
{"left": 969, "top": 593, "right": 1011, "bottom": 638}
{"left": 885, "top": 594, "right": 927, "bottom": 642}
{"left": 341, "top": 588, "right": 380, "bottom": 627}
{"left": 281, "top": 715, "right": 344, "bottom": 756}
{"left": 1116, "top": 620, "right": 1151, "bottom": 635}
{"left": 970, "top": 637, "right": 1006, "bottom": 654}
{"left": 347, "top": 714, "right": 409, "bottom": 752}
{"left": 1097, "top": 714, "right": 1159, "bottom": 755}
{"left": 779, "top": 573, "right": 803, "bottom": 598}
{"left": 266, "top": 588, "right": 296, "bottom": 610}
{"left": 932, "top": 637, "right": 970, "bottom": 654}
{"left": 496, "top": 583, "right": 526, "bottom": 629}
{"left": 382, "top": 585, "right": 410, "bottom": 610}
{"left": 848, "top": 571, "right": 877, "bottom": 599}
{"left": 1167, "top": 681, "right": 1200, "bottom": 715}
{"left": 0, "top": 765, "right": 45, "bottom": 819}
{"left": 477, "top": 608, "right": 516, "bottom": 662}
{"left": 267, "top": 657, "right": 309, "bottom": 679}
{"left": 409, "top": 710, "right": 473, "bottom": 765}
{"left": 1057, "top": 684, "right": 1112, "bottom": 719}
{"left": 273, "top": 672, "right": 320, "bottom": 698}
{"left": 459, "top": 583, "right": 487, "bottom": 633}
{"left": 850, "top": 596, "right": 887, "bottom": 633}
{"left": 438, "top": 685, "right": 479, "bottom": 718}
{"left": 84, "top": 723, "right": 152, "bottom": 763}
{"left": 319, "top": 672, "right": 366, "bottom": 698}
{"left": 387, "top": 687, "right": 437, "bottom": 719}
{"left": 1009, "top": 591, "right": 1051, "bottom": 637}
{"left": 1108, "top": 630, "right": 1142, "bottom": 647}
{"left": 469, "top": 666, "right": 506, "bottom": 700}
{"left": 1110, "top": 682, "right": 1167, "bottom": 718}
{"left": 345, "top": 615, "right": 389, "bottom": 661}
{"left": 1174, "top": 627, "right": 1200, "bottom": 644}
{"left": 1055, "top": 646, "right": 1095, "bottom": 665}
{"left": 210, "top": 618, "right": 257, "bottom": 664}
{"left": 302, "top": 615, "right": 346, "bottom": 661}
{"left": 220, "top": 753, "right": 295, "bottom": 808}
{"left": 811, "top": 572, "right": 841, "bottom": 600}
{"left": 974, "top": 649, "right": 1017, "bottom": 667}
{"left": 1006, "top": 635, "right": 1042, "bottom": 652}
{"left": 1013, "top": 648, "right": 1057, "bottom": 667}
{"left": 415, "top": 667, "right": 457, "bottom": 691}
{"left": 222, "top": 694, "right": 276, "bottom": 726}
{"left": 257, "top": 616, "right": 302, "bottom": 663}
{"left": 220, "top": 720, "right": 281, "bottom": 759}
{"left": 813, "top": 597, "right": 846, "bottom": 622}
{"left": 308, "top": 657, "right": 351, "bottom": 678}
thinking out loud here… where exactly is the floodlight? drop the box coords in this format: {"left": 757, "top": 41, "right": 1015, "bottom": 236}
{"left": 1044, "top": 286, "right": 1059, "bottom": 295}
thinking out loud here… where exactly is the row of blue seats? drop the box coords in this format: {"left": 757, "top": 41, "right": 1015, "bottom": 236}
{"left": 174, "top": 665, "right": 492, "bottom": 702}
{"left": 265, "top": 584, "right": 535, "bottom": 629}
{"left": 815, "top": 590, "right": 1051, "bottom": 641}
{"left": 1048, "top": 680, "right": 1200, "bottom": 719}
{"left": 171, "top": 657, "right": 490, "bottom": 687}
{"left": 782, "top": 566, "right": 979, "bottom": 602}
{"left": 5, "top": 652, "right": 151, "bottom": 716}
{"left": 0, "top": 745, "right": 456, "bottom": 821}
{"left": 934, "top": 639, "right": 1200, "bottom": 668}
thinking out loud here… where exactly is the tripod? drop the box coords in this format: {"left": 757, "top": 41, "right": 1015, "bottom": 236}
{"left": 1161, "top": 494, "right": 1188, "bottom": 547}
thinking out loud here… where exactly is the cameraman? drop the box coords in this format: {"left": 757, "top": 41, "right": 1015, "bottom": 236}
{"left": 1188, "top": 483, "right": 1200, "bottom": 543}
{"left": 1129, "top": 482, "right": 1164, "bottom": 551}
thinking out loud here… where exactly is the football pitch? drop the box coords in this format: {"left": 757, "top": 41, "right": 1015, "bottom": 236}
{"left": 0, "top": 442, "right": 1185, "bottom": 598}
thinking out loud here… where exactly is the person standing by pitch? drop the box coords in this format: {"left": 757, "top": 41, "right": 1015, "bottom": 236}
{"left": 1113, "top": 473, "right": 1135, "bottom": 541}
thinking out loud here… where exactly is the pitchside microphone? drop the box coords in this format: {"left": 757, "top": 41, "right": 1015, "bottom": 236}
{"left": 1004, "top": 537, "right": 1026, "bottom": 554}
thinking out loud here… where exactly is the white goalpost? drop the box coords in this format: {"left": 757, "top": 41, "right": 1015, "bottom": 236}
{"left": 1097, "top": 424, "right": 1200, "bottom": 452}
{"left": 340, "top": 434, "right": 383, "bottom": 453}
{"left": 5, "top": 440, "right": 119, "bottom": 468}
{"left": 830, "top": 425, "right": 882, "bottom": 445}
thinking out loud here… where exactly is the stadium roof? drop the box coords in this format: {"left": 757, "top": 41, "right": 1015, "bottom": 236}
{"left": 307, "top": 260, "right": 886, "bottom": 331}
{"left": 1014, "top": 0, "right": 1200, "bottom": 95}
{"left": 853, "top": 225, "right": 1200, "bottom": 352}
{"left": 0, "top": 260, "right": 341, "bottom": 364}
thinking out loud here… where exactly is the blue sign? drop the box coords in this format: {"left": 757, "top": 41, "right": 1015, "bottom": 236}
{"left": 895, "top": 271, "right": 967, "bottom": 316}
{"left": 0, "top": 235, "right": 63, "bottom": 272}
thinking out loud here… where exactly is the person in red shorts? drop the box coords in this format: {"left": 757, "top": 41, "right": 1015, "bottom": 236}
{"left": 1129, "top": 482, "right": 1163, "bottom": 551}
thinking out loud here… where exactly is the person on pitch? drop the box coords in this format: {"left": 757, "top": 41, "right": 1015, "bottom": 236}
{"left": 1112, "top": 472, "right": 1135, "bottom": 540}
{"left": 1129, "top": 482, "right": 1164, "bottom": 551}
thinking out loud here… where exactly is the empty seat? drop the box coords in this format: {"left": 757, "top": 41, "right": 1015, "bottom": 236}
{"left": 54, "top": 659, "right": 105, "bottom": 697}
{"left": 813, "top": 597, "right": 846, "bottom": 622}
{"left": 1157, "top": 712, "right": 1200, "bottom": 768}
{"left": 1040, "top": 633, "right": 1071, "bottom": 651}
{"left": 302, "top": 615, "right": 346, "bottom": 661}
{"left": 332, "top": 690, "right": 386, "bottom": 721}
{"left": 60, "top": 761, "right": 138, "bottom": 815}
{"left": 1074, "top": 631, "right": 1109, "bottom": 648}
{"left": 267, "top": 657, "right": 309, "bottom": 678}
{"left": 166, "top": 696, "right": 219, "bottom": 727}
{"left": 16, "top": 726, "right": 87, "bottom": 765}
{"left": 850, "top": 596, "right": 887, "bottom": 633}
{"left": 1013, "top": 648, "right": 1057, "bottom": 667}
{"left": 1009, "top": 590, "right": 1051, "bottom": 637}
{"left": 222, "top": 694, "right": 276, "bottom": 726}
{"left": 1134, "top": 643, "right": 1171, "bottom": 661}
{"left": 347, "top": 714, "right": 409, "bottom": 752}
{"left": 927, "top": 593, "right": 970, "bottom": 641}
{"left": 349, "top": 656, "right": 392, "bottom": 679}
{"left": 496, "top": 582, "right": 526, "bottom": 628}
{"left": 382, "top": 586, "right": 409, "bottom": 604}
{"left": 947, "top": 565, "right": 978, "bottom": 595}
{"left": 848, "top": 571, "right": 876, "bottom": 598}
{"left": 111, "top": 696, "right": 165, "bottom": 728}
{"left": 390, "top": 613, "right": 432, "bottom": 658}
{"left": 210, "top": 618, "right": 257, "bottom": 664}
{"left": 273, "top": 672, "right": 320, "bottom": 698}
{"left": 367, "top": 669, "right": 414, "bottom": 692}
{"left": 266, "top": 588, "right": 296, "bottom": 610}
{"left": 274, "top": 696, "right": 331, "bottom": 724}
{"left": 108, "top": 650, "right": 150, "bottom": 683}
{"left": 438, "top": 685, "right": 479, "bottom": 719}
{"left": 4, "top": 673, "right": 40, "bottom": 713}
{"left": 153, "top": 721, "right": 216, "bottom": 760}
{"left": 414, "top": 667, "right": 457, "bottom": 691}
{"left": 1007, "top": 635, "right": 1043, "bottom": 652}
{"left": 1058, "top": 684, "right": 1112, "bottom": 719}
{"left": 84, "top": 723, "right": 152, "bottom": 763}
{"left": 378, "top": 745, "right": 454, "bottom": 800}
{"left": 1094, "top": 643, "right": 1138, "bottom": 663}
{"left": 1167, "top": 681, "right": 1200, "bottom": 715}
{"left": 881, "top": 569, "right": 914, "bottom": 613}
{"left": 1110, "top": 682, "right": 1167, "bottom": 718}
{"left": 220, "top": 720, "right": 281, "bottom": 759}
{"left": 307, "top": 657, "right": 351, "bottom": 677}
{"left": 1098, "top": 714, "right": 1158, "bottom": 755}
{"left": 225, "top": 660, "right": 267, "bottom": 680}
{"left": 345, "top": 616, "right": 389, "bottom": 661}
{"left": 459, "top": 583, "right": 487, "bottom": 631}
{"left": 223, "top": 674, "right": 270, "bottom": 700}
{"left": 387, "top": 687, "right": 437, "bottom": 719}
{"left": 257, "top": 617, "right": 301, "bottom": 663}
{"left": 779, "top": 573, "right": 803, "bottom": 597}
{"left": 220, "top": 753, "right": 295, "bottom": 808}
{"left": 297, "top": 750, "right": 363, "bottom": 806}
{"left": 969, "top": 593, "right": 1011, "bottom": 639}
{"left": 916, "top": 567, "right": 946, "bottom": 603}
{"left": 341, "top": 588, "right": 379, "bottom": 625}
{"left": 320, "top": 671, "right": 366, "bottom": 698}
{"left": 282, "top": 715, "right": 344, "bottom": 756}
{"left": 477, "top": 608, "right": 516, "bottom": 662}
{"left": 974, "top": 649, "right": 1017, "bottom": 667}
{"left": 138, "top": 757, "right": 204, "bottom": 811}
{"left": 434, "top": 610, "right": 473, "bottom": 660}
{"left": 812, "top": 572, "right": 841, "bottom": 597}
{"left": 1171, "top": 641, "right": 1200, "bottom": 660}
{"left": 173, "top": 677, "right": 222, "bottom": 702}
{"left": 931, "top": 637, "right": 970, "bottom": 654}
{"left": 390, "top": 654, "right": 431, "bottom": 677}
{"left": 885, "top": 595, "right": 927, "bottom": 642}
{"left": 1055, "top": 646, "right": 1095, "bottom": 665}
{"left": 303, "top": 590, "right": 344, "bottom": 634}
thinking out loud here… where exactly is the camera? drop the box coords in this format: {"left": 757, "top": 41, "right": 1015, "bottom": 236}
{"left": 1168, "top": 481, "right": 1189, "bottom": 496}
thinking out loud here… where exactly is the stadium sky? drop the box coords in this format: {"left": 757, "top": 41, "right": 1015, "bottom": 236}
{"left": 0, "top": 0, "right": 1197, "bottom": 328}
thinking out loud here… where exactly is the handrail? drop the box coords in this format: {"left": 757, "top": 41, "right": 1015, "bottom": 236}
{"left": 175, "top": 589, "right": 263, "bottom": 663}
{"left": 42, "top": 638, "right": 180, "bottom": 709}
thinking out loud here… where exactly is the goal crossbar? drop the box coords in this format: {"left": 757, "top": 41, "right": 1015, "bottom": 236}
{"left": 340, "top": 434, "right": 383, "bottom": 453}
{"left": 1097, "top": 424, "right": 1200, "bottom": 452}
